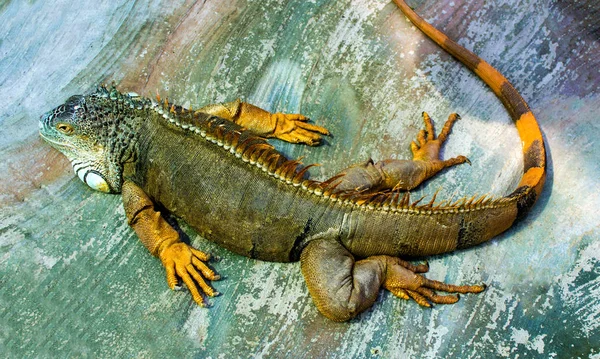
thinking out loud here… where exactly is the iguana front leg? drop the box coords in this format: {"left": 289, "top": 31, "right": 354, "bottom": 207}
{"left": 197, "top": 100, "right": 329, "bottom": 145}
{"left": 331, "top": 112, "right": 469, "bottom": 192}
{"left": 121, "top": 180, "right": 220, "bottom": 306}
{"left": 300, "top": 239, "right": 485, "bottom": 321}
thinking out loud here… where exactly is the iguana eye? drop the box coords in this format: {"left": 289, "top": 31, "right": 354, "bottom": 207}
{"left": 56, "top": 123, "right": 74, "bottom": 135}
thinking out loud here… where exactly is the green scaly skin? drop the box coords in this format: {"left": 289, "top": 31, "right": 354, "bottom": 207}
{"left": 39, "top": 0, "right": 546, "bottom": 321}
{"left": 40, "top": 87, "right": 518, "bottom": 262}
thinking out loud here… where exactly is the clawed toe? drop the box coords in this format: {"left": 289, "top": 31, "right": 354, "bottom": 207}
{"left": 384, "top": 257, "right": 486, "bottom": 308}
{"left": 418, "top": 111, "right": 461, "bottom": 143}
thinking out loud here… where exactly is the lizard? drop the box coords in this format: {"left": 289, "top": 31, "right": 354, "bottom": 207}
{"left": 38, "top": 0, "right": 545, "bottom": 322}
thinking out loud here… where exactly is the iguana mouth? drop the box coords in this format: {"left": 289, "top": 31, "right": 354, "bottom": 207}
{"left": 39, "top": 131, "right": 75, "bottom": 150}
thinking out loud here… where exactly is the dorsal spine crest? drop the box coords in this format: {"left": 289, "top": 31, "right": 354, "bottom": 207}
{"left": 98, "top": 87, "right": 517, "bottom": 215}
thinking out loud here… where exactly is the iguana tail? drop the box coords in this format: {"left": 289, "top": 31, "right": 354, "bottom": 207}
{"left": 394, "top": 0, "right": 546, "bottom": 221}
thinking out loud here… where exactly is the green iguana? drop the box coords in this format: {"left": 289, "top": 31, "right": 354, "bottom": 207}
{"left": 39, "top": 0, "right": 546, "bottom": 321}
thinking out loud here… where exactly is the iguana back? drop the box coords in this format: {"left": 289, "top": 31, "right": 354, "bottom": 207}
{"left": 128, "top": 111, "right": 339, "bottom": 262}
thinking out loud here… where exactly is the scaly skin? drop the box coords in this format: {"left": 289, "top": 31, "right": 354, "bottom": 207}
{"left": 39, "top": 0, "right": 546, "bottom": 321}
{"left": 393, "top": 0, "right": 546, "bottom": 213}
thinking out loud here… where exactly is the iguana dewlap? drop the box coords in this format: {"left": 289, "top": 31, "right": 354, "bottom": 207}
{"left": 38, "top": 0, "right": 545, "bottom": 322}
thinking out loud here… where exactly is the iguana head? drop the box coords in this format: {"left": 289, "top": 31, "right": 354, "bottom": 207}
{"left": 39, "top": 87, "right": 143, "bottom": 193}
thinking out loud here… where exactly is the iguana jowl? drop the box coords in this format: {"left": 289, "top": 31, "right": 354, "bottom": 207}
{"left": 39, "top": 0, "right": 546, "bottom": 322}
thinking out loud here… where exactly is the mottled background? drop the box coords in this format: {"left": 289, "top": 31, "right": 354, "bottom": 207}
{"left": 1, "top": 0, "right": 598, "bottom": 357}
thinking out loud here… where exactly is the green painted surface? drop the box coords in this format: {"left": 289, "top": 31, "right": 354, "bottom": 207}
{"left": 1, "top": 0, "right": 598, "bottom": 357}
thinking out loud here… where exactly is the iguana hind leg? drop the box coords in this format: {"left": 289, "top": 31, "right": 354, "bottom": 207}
{"left": 300, "top": 239, "right": 484, "bottom": 321}
{"left": 331, "top": 112, "right": 469, "bottom": 192}
{"left": 197, "top": 100, "right": 329, "bottom": 146}
{"left": 122, "top": 181, "right": 220, "bottom": 306}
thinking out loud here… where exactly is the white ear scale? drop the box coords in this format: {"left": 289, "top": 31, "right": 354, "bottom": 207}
{"left": 84, "top": 171, "right": 111, "bottom": 193}
{"left": 74, "top": 164, "right": 111, "bottom": 193}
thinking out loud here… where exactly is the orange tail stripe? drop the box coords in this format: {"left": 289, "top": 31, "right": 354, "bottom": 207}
{"left": 393, "top": 0, "right": 546, "bottom": 208}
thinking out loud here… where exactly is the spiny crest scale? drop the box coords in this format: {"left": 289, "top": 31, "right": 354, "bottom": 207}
{"left": 102, "top": 86, "right": 515, "bottom": 215}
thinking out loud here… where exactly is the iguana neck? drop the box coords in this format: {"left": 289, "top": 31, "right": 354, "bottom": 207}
{"left": 84, "top": 87, "right": 152, "bottom": 191}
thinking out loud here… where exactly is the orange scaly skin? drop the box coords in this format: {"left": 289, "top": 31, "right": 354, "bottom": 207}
{"left": 393, "top": 0, "right": 546, "bottom": 211}
{"left": 39, "top": 1, "right": 546, "bottom": 322}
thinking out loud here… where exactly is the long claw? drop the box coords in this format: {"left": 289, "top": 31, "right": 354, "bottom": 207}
{"left": 187, "top": 264, "right": 217, "bottom": 297}
{"left": 423, "top": 277, "right": 485, "bottom": 294}
{"left": 392, "top": 257, "right": 429, "bottom": 273}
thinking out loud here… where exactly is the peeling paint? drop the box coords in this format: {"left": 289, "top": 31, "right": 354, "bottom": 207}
{"left": 1, "top": 0, "right": 599, "bottom": 357}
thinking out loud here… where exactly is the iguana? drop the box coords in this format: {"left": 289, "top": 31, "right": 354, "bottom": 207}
{"left": 38, "top": 0, "right": 545, "bottom": 322}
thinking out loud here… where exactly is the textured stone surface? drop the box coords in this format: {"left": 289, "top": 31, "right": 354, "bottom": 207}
{"left": 1, "top": 0, "right": 599, "bottom": 357}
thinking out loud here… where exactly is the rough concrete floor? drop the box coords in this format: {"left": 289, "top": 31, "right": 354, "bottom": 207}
{"left": 1, "top": 0, "right": 598, "bottom": 357}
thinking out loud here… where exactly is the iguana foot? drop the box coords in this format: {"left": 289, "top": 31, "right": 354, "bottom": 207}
{"left": 382, "top": 256, "right": 485, "bottom": 307}
{"left": 410, "top": 112, "right": 469, "bottom": 165}
{"left": 198, "top": 100, "right": 330, "bottom": 146}
{"left": 122, "top": 180, "right": 221, "bottom": 307}
{"left": 328, "top": 111, "right": 469, "bottom": 192}
{"left": 300, "top": 239, "right": 485, "bottom": 321}
{"left": 269, "top": 113, "right": 330, "bottom": 146}
{"left": 159, "top": 242, "right": 221, "bottom": 306}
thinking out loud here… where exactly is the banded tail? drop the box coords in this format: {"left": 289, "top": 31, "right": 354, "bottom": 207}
{"left": 393, "top": 0, "right": 546, "bottom": 221}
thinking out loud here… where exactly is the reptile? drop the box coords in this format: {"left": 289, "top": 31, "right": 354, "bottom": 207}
{"left": 38, "top": 0, "right": 545, "bottom": 322}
